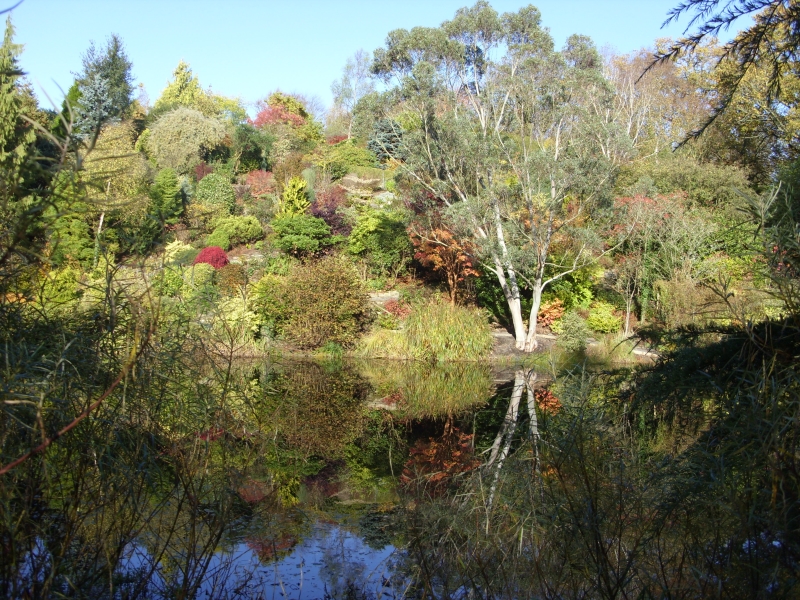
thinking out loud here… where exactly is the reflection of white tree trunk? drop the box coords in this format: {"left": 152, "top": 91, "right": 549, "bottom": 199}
{"left": 524, "top": 370, "right": 540, "bottom": 476}
{"left": 486, "top": 370, "right": 524, "bottom": 511}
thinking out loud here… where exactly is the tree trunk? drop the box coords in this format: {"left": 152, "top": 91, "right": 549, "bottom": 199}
{"left": 624, "top": 293, "right": 634, "bottom": 336}
{"left": 93, "top": 210, "right": 105, "bottom": 269}
{"left": 491, "top": 254, "right": 527, "bottom": 349}
{"left": 491, "top": 199, "right": 528, "bottom": 349}
{"left": 523, "top": 280, "right": 544, "bottom": 352}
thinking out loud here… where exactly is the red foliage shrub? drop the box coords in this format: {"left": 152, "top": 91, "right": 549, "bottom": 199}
{"left": 327, "top": 134, "right": 348, "bottom": 145}
{"left": 384, "top": 299, "right": 412, "bottom": 319}
{"left": 195, "top": 162, "right": 213, "bottom": 182}
{"left": 253, "top": 105, "right": 305, "bottom": 128}
{"left": 310, "top": 185, "right": 350, "bottom": 235}
{"left": 246, "top": 170, "right": 275, "bottom": 196}
{"left": 193, "top": 246, "right": 229, "bottom": 269}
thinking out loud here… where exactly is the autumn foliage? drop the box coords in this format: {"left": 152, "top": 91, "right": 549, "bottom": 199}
{"left": 400, "top": 423, "right": 480, "bottom": 498}
{"left": 310, "top": 185, "right": 350, "bottom": 235}
{"left": 384, "top": 299, "right": 412, "bottom": 319}
{"left": 537, "top": 299, "right": 565, "bottom": 328}
{"left": 411, "top": 228, "right": 479, "bottom": 304}
{"left": 535, "top": 388, "right": 561, "bottom": 414}
{"left": 193, "top": 246, "right": 229, "bottom": 269}
{"left": 245, "top": 170, "right": 275, "bottom": 196}
{"left": 253, "top": 104, "right": 305, "bottom": 128}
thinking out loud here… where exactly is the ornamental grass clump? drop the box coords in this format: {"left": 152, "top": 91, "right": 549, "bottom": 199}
{"left": 404, "top": 299, "right": 492, "bottom": 361}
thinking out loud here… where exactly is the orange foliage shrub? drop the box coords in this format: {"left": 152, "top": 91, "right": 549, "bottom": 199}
{"left": 537, "top": 299, "right": 565, "bottom": 328}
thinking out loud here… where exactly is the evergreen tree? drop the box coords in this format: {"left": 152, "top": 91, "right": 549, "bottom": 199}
{"left": 278, "top": 176, "right": 310, "bottom": 217}
{"left": 150, "top": 168, "right": 183, "bottom": 225}
{"left": 76, "top": 34, "right": 134, "bottom": 121}
{"left": 75, "top": 74, "right": 115, "bottom": 137}
{"left": 367, "top": 118, "right": 403, "bottom": 164}
{"left": 0, "top": 17, "right": 35, "bottom": 191}
{"left": 152, "top": 60, "right": 216, "bottom": 117}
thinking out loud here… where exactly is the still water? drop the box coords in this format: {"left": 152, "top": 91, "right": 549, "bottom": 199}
{"left": 4, "top": 358, "right": 525, "bottom": 599}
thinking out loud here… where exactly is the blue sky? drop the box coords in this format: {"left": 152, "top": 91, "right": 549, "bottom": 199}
{"left": 7, "top": 0, "right": 744, "bottom": 115}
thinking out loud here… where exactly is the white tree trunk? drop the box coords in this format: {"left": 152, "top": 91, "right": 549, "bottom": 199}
{"left": 524, "top": 280, "right": 544, "bottom": 352}
{"left": 491, "top": 201, "right": 529, "bottom": 349}
{"left": 490, "top": 253, "right": 527, "bottom": 350}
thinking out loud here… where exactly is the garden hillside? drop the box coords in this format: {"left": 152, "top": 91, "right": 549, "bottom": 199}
{"left": 2, "top": 6, "right": 793, "bottom": 360}
{"left": 1, "top": 1, "right": 800, "bottom": 595}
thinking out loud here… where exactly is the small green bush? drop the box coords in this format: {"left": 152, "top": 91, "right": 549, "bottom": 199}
{"left": 211, "top": 215, "right": 263, "bottom": 247}
{"left": 271, "top": 214, "right": 332, "bottom": 256}
{"left": 552, "top": 311, "right": 590, "bottom": 352}
{"left": 586, "top": 300, "right": 622, "bottom": 333}
{"left": 195, "top": 172, "right": 235, "bottom": 215}
{"left": 206, "top": 228, "right": 231, "bottom": 250}
{"left": 164, "top": 240, "right": 199, "bottom": 266}
{"left": 326, "top": 140, "right": 378, "bottom": 179}
{"left": 152, "top": 268, "right": 183, "bottom": 297}
{"left": 183, "top": 262, "right": 215, "bottom": 290}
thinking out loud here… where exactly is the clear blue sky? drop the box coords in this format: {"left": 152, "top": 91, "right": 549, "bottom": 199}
{"left": 6, "top": 0, "right": 745, "bottom": 115}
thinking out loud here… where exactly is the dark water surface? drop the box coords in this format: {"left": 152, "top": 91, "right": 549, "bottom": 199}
{"left": 3, "top": 358, "right": 519, "bottom": 599}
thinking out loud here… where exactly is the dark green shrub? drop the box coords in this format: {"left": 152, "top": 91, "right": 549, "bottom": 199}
{"left": 348, "top": 208, "right": 412, "bottom": 276}
{"left": 271, "top": 214, "right": 332, "bottom": 256}
{"left": 552, "top": 311, "right": 590, "bottom": 352}
{"left": 150, "top": 168, "right": 184, "bottom": 225}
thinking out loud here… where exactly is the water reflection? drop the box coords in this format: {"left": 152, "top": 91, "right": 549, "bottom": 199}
{"left": 120, "top": 521, "right": 399, "bottom": 599}
{"left": 1, "top": 357, "right": 503, "bottom": 598}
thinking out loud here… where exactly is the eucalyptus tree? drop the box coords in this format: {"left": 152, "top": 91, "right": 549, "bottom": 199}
{"left": 372, "top": 2, "right": 630, "bottom": 350}
{"left": 331, "top": 49, "right": 375, "bottom": 138}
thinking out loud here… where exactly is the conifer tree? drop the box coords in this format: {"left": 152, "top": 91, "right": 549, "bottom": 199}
{"left": 0, "top": 17, "right": 35, "bottom": 191}
{"left": 278, "top": 176, "right": 310, "bottom": 217}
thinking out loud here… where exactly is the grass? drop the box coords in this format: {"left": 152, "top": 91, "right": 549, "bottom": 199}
{"left": 357, "top": 298, "right": 493, "bottom": 362}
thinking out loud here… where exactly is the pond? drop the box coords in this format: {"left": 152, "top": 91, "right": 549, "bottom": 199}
{"left": 1, "top": 358, "right": 534, "bottom": 599}
{"left": 4, "top": 354, "right": 789, "bottom": 599}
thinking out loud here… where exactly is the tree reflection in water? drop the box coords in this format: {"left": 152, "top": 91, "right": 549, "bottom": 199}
{"left": 0, "top": 357, "right": 496, "bottom": 598}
